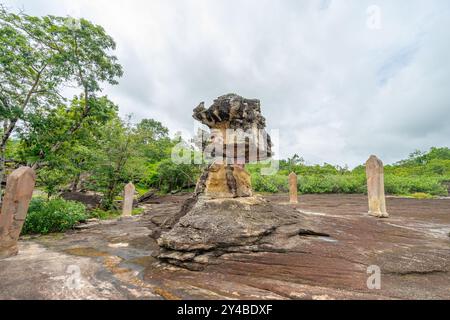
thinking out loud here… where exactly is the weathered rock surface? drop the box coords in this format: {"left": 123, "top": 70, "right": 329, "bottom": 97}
{"left": 60, "top": 191, "right": 101, "bottom": 209}
{"left": 0, "top": 167, "right": 36, "bottom": 259}
{"left": 0, "top": 194, "right": 449, "bottom": 300}
{"left": 157, "top": 196, "right": 327, "bottom": 270}
{"left": 193, "top": 93, "right": 269, "bottom": 133}
{"left": 203, "top": 163, "right": 253, "bottom": 198}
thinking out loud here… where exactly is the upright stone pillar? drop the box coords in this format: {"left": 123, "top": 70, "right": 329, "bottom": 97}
{"left": 0, "top": 167, "right": 36, "bottom": 259}
{"left": 365, "top": 155, "right": 389, "bottom": 218}
{"left": 122, "top": 182, "right": 135, "bottom": 217}
{"left": 289, "top": 172, "right": 298, "bottom": 204}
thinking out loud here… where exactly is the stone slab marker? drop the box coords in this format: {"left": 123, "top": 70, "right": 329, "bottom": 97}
{"left": 122, "top": 182, "right": 135, "bottom": 217}
{"left": 289, "top": 172, "right": 298, "bottom": 204}
{"left": 365, "top": 155, "right": 389, "bottom": 218}
{"left": 0, "top": 167, "right": 36, "bottom": 259}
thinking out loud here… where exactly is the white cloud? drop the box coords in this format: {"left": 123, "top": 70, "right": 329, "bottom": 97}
{"left": 4, "top": 0, "right": 450, "bottom": 167}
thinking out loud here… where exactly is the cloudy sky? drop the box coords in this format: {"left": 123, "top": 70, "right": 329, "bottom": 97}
{"left": 3, "top": 0, "right": 450, "bottom": 167}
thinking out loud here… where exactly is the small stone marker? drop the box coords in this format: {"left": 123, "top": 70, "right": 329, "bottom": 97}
{"left": 365, "top": 155, "right": 389, "bottom": 218}
{"left": 289, "top": 172, "right": 298, "bottom": 204}
{"left": 122, "top": 182, "right": 135, "bottom": 217}
{"left": 0, "top": 167, "right": 36, "bottom": 259}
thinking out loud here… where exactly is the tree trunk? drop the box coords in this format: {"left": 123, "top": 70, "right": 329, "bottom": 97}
{"left": 0, "top": 119, "right": 18, "bottom": 150}
{"left": 0, "top": 138, "right": 6, "bottom": 204}
{"left": 70, "top": 173, "right": 81, "bottom": 192}
{"left": 2, "top": 67, "right": 45, "bottom": 175}
{"left": 0, "top": 121, "right": 8, "bottom": 204}
{"left": 0, "top": 120, "right": 18, "bottom": 198}
{"left": 102, "top": 179, "right": 118, "bottom": 210}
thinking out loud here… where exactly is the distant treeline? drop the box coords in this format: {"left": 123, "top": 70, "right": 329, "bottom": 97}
{"left": 248, "top": 147, "right": 450, "bottom": 197}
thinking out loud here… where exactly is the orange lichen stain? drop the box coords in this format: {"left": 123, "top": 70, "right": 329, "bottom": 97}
{"left": 103, "top": 256, "right": 131, "bottom": 275}
{"left": 65, "top": 247, "right": 174, "bottom": 300}
{"left": 103, "top": 256, "right": 179, "bottom": 299}
{"left": 128, "top": 256, "right": 157, "bottom": 268}
{"left": 64, "top": 247, "right": 109, "bottom": 257}
{"left": 154, "top": 287, "right": 181, "bottom": 300}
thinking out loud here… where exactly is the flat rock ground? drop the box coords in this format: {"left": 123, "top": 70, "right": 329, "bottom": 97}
{"left": 0, "top": 194, "right": 449, "bottom": 300}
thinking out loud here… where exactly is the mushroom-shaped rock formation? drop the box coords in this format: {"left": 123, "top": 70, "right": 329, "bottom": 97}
{"left": 154, "top": 94, "right": 327, "bottom": 271}
{"left": 193, "top": 94, "right": 272, "bottom": 199}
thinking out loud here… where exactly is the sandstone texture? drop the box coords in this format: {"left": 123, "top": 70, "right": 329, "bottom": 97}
{"left": 0, "top": 194, "right": 449, "bottom": 300}
{"left": 0, "top": 167, "right": 36, "bottom": 259}
{"left": 157, "top": 195, "right": 327, "bottom": 270}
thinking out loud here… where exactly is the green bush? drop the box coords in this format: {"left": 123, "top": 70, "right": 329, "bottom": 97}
{"left": 22, "top": 198, "right": 88, "bottom": 235}
{"left": 384, "top": 175, "right": 447, "bottom": 196}
{"left": 298, "top": 175, "right": 366, "bottom": 194}
{"left": 145, "top": 159, "right": 200, "bottom": 193}
{"left": 251, "top": 174, "right": 289, "bottom": 193}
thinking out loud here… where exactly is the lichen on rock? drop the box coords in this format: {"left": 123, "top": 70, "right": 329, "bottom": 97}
{"left": 193, "top": 93, "right": 272, "bottom": 199}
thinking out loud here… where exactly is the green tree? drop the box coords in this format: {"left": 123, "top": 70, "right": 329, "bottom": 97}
{"left": 1, "top": 6, "right": 64, "bottom": 193}
{"left": 88, "top": 117, "right": 146, "bottom": 210}
{"left": 17, "top": 96, "right": 118, "bottom": 197}
{"left": 0, "top": 7, "right": 122, "bottom": 198}
{"left": 135, "top": 118, "right": 172, "bottom": 163}
{"left": 146, "top": 157, "right": 200, "bottom": 193}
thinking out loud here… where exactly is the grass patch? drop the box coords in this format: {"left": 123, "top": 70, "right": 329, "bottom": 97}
{"left": 132, "top": 208, "right": 144, "bottom": 216}
{"left": 88, "top": 208, "right": 121, "bottom": 220}
{"left": 410, "top": 192, "right": 435, "bottom": 199}
{"left": 88, "top": 207, "right": 144, "bottom": 219}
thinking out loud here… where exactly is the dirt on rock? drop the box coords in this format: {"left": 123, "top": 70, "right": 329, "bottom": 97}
{"left": 0, "top": 193, "right": 449, "bottom": 300}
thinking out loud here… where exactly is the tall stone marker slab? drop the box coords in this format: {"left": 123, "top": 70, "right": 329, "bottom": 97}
{"left": 289, "top": 172, "right": 298, "bottom": 204}
{"left": 0, "top": 167, "right": 36, "bottom": 259}
{"left": 365, "top": 155, "right": 389, "bottom": 218}
{"left": 122, "top": 182, "right": 135, "bottom": 217}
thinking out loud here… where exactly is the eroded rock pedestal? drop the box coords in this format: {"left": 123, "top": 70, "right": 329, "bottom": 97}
{"left": 155, "top": 94, "right": 326, "bottom": 270}
{"left": 156, "top": 195, "right": 328, "bottom": 270}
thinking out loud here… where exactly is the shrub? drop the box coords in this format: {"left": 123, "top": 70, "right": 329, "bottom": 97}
{"left": 145, "top": 159, "right": 200, "bottom": 193}
{"left": 384, "top": 175, "right": 447, "bottom": 196}
{"left": 251, "top": 170, "right": 448, "bottom": 197}
{"left": 88, "top": 207, "right": 144, "bottom": 220}
{"left": 298, "top": 175, "right": 366, "bottom": 194}
{"left": 22, "top": 198, "right": 88, "bottom": 235}
{"left": 251, "top": 174, "right": 288, "bottom": 193}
